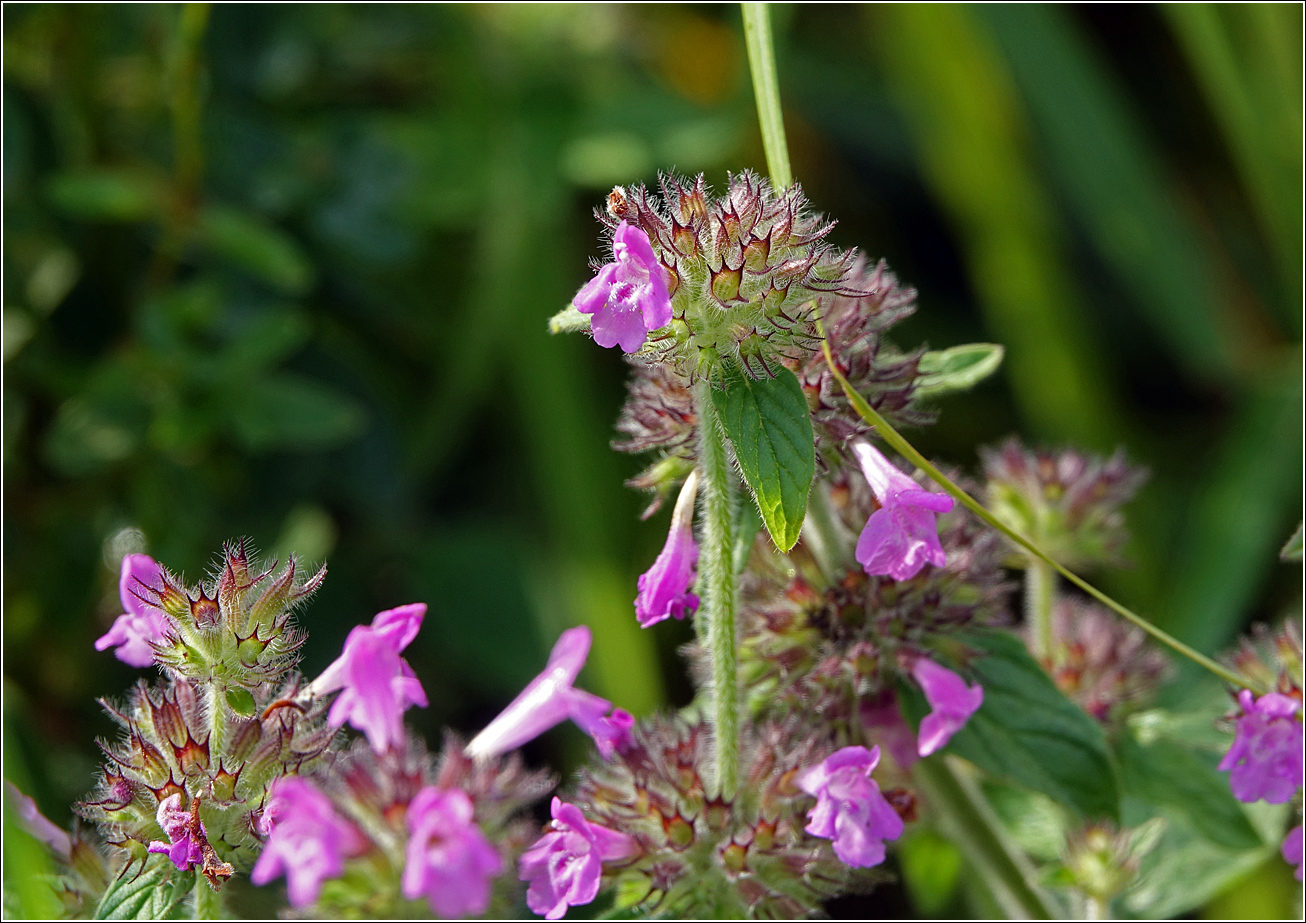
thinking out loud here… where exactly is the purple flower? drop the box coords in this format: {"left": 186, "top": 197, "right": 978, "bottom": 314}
{"left": 147, "top": 793, "right": 204, "bottom": 871}
{"left": 94, "top": 554, "right": 170, "bottom": 668}
{"left": 1282, "top": 824, "right": 1303, "bottom": 882}
{"left": 796, "top": 746, "right": 904, "bottom": 868}
{"left": 465, "top": 627, "right": 634, "bottom": 761}
{"left": 912, "top": 657, "right": 984, "bottom": 757}
{"left": 402, "top": 786, "right": 503, "bottom": 917}
{"left": 519, "top": 797, "right": 637, "bottom": 920}
{"left": 851, "top": 441, "right": 953, "bottom": 581}
{"left": 1217, "top": 690, "right": 1304, "bottom": 804}
{"left": 250, "top": 777, "right": 364, "bottom": 908}
{"left": 310, "top": 604, "right": 429, "bottom": 753}
{"left": 5, "top": 782, "right": 71, "bottom": 860}
{"left": 860, "top": 697, "right": 920, "bottom": 770}
{"left": 574, "top": 221, "right": 673, "bottom": 353}
{"left": 635, "top": 470, "right": 700, "bottom": 628}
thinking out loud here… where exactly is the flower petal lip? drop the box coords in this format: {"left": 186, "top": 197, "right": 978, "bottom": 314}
{"left": 851, "top": 441, "right": 953, "bottom": 581}
{"left": 519, "top": 797, "right": 637, "bottom": 920}
{"left": 572, "top": 221, "right": 673, "bottom": 354}
{"left": 797, "top": 746, "right": 902, "bottom": 869}
{"left": 912, "top": 657, "right": 984, "bottom": 757}
{"left": 95, "top": 554, "right": 170, "bottom": 667}
{"left": 401, "top": 786, "right": 503, "bottom": 918}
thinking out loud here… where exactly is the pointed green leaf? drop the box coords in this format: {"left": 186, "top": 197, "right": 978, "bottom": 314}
{"left": 915, "top": 343, "right": 1005, "bottom": 397}
{"left": 710, "top": 365, "right": 814, "bottom": 552}
{"left": 1116, "top": 731, "right": 1262, "bottom": 850}
{"left": 900, "top": 630, "right": 1120, "bottom": 819}
{"left": 547, "top": 303, "right": 591, "bottom": 335}
{"left": 1280, "top": 522, "right": 1303, "bottom": 561}
{"left": 94, "top": 855, "right": 190, "bottom": 920}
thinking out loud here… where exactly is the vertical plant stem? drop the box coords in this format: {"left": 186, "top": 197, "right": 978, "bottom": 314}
{"left": 913, "top": 756, "right": 1058, "bottom": 919}
{"left": 1025, "top": 560, "right": 1057, "bottom": 662}
{"left": 696, "top": 379, "right": 740, "bottom": 799}
{"left": 742, "top": 3, "right": 793, "bottom": 189}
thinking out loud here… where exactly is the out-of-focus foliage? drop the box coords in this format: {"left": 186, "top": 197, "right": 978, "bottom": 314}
{"left": 2, "top": 4, "right": 1300, "bottom": 919}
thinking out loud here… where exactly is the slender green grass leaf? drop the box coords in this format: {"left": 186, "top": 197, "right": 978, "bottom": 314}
{"left": 977, "top": 5, "right": 1234, "bottom": 379}
{"left": 200, "top": 206, "right": 315, "bottom": 297}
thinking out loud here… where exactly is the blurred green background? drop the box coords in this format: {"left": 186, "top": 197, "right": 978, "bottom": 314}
{"left": 3, "top": 4, "right": 1301, "bottom": 918}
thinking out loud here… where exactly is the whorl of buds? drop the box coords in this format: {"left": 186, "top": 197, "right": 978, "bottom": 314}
{"left": 1226, "top": 620, "right": 1303, "bottom": 700}
{"left": 570, "top": 716, "right": 893, "bottom": 918}
{"left": 78, "top": 674, "right": 334, "bottom": 878}
{"left": 1037, "top": 596, "right": 1169, "bottom": 726}
{"left": 982, "top": 439, "right": 1147, "bottom": 571}
{"left": 290, "top": 733, "right": 553, "bottom": 917}
{"left": 600, "top": 172, "right": 862, "bottom": 379}
{"left": 798, "top": 257, "right": 932, "bottom": 454}
{"left": 706, "top": 470, "right": 1010, "bottom": 742}
{"left": 148, "top": 540, "right": 324, "bottom": 687}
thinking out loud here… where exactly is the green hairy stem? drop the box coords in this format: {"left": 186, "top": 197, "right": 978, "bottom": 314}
{"left": 1025, "top": 560, "right": 1057, "bottom": 663}
{"left": 696, "top": 378, "right": 741, "bottom": 800}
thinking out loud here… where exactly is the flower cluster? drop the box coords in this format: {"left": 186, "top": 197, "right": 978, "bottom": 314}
{"left": 981, "top": 439, "right": 1147, "bottom": 570}
{"left": 558, "top": 716, "right": 898, "bottom": 918}
{"left": 1036, "top": 596, "right": 1169, "bottom": 725}
{"left": 575, "top": 173, "right": 862, "bottom": 378}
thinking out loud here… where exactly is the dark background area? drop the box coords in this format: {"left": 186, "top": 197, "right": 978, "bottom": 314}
{"left": 3, "top": 4, "right": 1301, "bottom": 917}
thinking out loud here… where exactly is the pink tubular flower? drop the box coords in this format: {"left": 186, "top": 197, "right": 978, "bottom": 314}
{"left": 402, "top": 786, "right": 503, "bottom": 917}
{"left": 147, "top": 793, "right": 204, "bottom": 871}
{"left": 573, "top": 221, "right": 673, "bottom": 353}
{"left": 310, "top": 604, "right": 429, "bottom": 753}
{"left": 912, "top": 657, "right": 984, "bottom": 757}
{"left": 465, "top": 627, "right": 633, "bottom": 761}
{"left": 851, "top": 441, "right": 953, "bottom": 581}
{"left": 635, "top": 471, "right": 700, "bottom": 628}
{"left": 860, "top": 697, "right": 920, "bottom": 770}
{"left": 250, "top": 777, "right": 364, "bottom": 908}
{"left": 519, "top": 797, "right": 637, "bottom": 920}
{"left": 796, "top": 746, "right": 904, "bottom": 868}
{"left": 95, "top": 554, "right": 170, "bottom": 668}
{"left": 1282, "top": 824, "right": 1303, "bottom": 882}
{"left": 1217, "top": 690, "right": 1304, "bottom": 804}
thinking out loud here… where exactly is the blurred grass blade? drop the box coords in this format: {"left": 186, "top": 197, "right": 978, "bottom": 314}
{"left": 976, "top": 5, "right": 1237, "bottom": 381}
{"left": 872, "top": 4, "right": 1120, "bottom": 447}
{"left": 1162, "top": 358, "right": 1303, "bottom": 651}
{"left": 1164, "top": 4, "right": 1303, "bottom": 326}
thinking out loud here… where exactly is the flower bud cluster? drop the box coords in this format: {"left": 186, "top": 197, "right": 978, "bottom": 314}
{"left": 78, "top": 542, "right": 334, "bottom": 887}
{"left": 281, "top": 734, "right": 553, "bottom": 917}
{"left": 797, "top": 257, "right": 932, "bottom": 455}
{"left": 600, "top": 172, "right": 861, "bottom": 379}
{"left": 702, "top": 466, "right": 1009, "bottom": 742}
{"left": 981, "top": 438, "right": 1147, "bottom": 570}
{"left": 1036, "top": 596, "right": 1169, "bottom": 726}
{"left": 567, "top": 716, "right": 892, "bottom": 918}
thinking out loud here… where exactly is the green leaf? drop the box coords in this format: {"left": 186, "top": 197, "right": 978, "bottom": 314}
{"left": 901, "top": 630, "right": 1120, "bottom": 819}
{"left": 914, "top": 343, "right": 1005, "bottom": 397}
{"left": 732, "top": 495, "right": 762, "bottom": 574}
{"left": 94, "top": 855, "right": 190, "bottom": 920}
{"left": 547, "top": 303, "right": 591, "bottom": 335}
{"left": 897, "top": 828, "right": 963, "bottom": 914}
{"left": 199, "top": 206, "right": 314, "bottom": 296}
{"left": 710, "top": 365, "right": 814, "bottom": 552}
{"left": 48, "top": 169, "right": 164, "bottom": 222}
{"left": 1280, "top": 521, "right": 1303, "bottom": 561}
{"left": 224, "top": 687, "right": 256, "bottom": 717}
{"left": 1116, "top": 731, "right": 1261, "bottom": 850}
{"left": 230, "top": 374, "right": 365, "bottom": 452}
{"left": 1122, "top": 818, "right": 1275, "bottom": 919}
